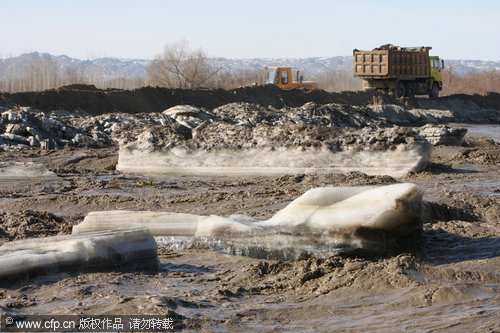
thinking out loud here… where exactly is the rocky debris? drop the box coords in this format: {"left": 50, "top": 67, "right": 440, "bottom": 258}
{"left": 116, "top": 102, "right": 445, "bottom": 175}
{"left": 194, "top": 121, "right": 432, "bottom": 154}
{"left": 0, "top": 107, "right": 111, "bottom": 151}
{"left": 418, "top": 124, "right": 468, "bottom": 145}
{"left": 162, "top": 105, "right": 212, "bottom": 129}
{"left": 0, "top": 101, "right": 470, "bottom": 154}
{"left": 338, "top": 126, "right": 429, "bottom": 150}
{"left": 120, "top": 103, "right": 439, "bottom": 154}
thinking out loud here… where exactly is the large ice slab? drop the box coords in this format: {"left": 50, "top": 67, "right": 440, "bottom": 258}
{"left": 197, "top": 183, "right": 422, "bottom": 236}
{"left": 0, "top": 227, "right": 159, "bottom": 281}
{"left": 73, "top": 184, "right": 423, "bottom": 258}
{"left": 116, "top": 145, "right": 431, "bottom": 178}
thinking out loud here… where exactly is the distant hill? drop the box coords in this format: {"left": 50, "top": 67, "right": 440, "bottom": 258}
{"left": 444, "top": 59, "right": 500, "bottom": 75}
{"left": 211, "top": 57, "right": 500, "bottom": 77}
{"left": 210, "top": 56, "right": 354, "bottom": 77}
{"left": 1, "top": 52, "right": 498, "bottom": 81}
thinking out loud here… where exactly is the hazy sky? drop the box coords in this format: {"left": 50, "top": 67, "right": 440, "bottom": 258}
{"left": 2, "top": 0, "right": 499, "bottom": 61}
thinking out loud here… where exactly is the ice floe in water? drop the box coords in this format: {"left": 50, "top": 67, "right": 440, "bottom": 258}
{"left": 74, "top": 183, "right": 423, "bottom": 259}
{"left": 117, "top": 145, "right": 431, "bottom": 178}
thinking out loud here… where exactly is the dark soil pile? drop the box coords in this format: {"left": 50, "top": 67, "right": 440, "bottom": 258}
{"left": 2, "top": 85, "right": 499, "bottom": 118}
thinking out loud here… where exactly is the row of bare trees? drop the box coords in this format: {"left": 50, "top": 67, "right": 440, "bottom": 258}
{"left": 1, "top": 42, "right": 499, "bottom": 94}
{"left": 0, "top": 56, "right": 81, "bottom": 92}
{"left": 313, "top": 69, "right": 363, "bottom": 91}
{"left": 311, "top": 68, "right": 500, "bottom": 95}
{"left": 441, "top": 68, "right": 500, "bottom": 95}
{"left": 0, "top": 54, "right": 145, "bottom": 92}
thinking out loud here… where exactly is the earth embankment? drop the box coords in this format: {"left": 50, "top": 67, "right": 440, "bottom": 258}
{"left": 1, "top": 85, "right": 499, "bottom": 122}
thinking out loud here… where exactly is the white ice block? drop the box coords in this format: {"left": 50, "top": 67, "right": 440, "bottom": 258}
{"left": 116, "top": 144, "right": 431, "bottom": 178}
{"left": 196, "top": 183, "right": 422, "bottom": 236}
{"left": 72, "top": 211, "right": 200, "bottom": 236}
{"left": 0, "top": 227, "right": 159, "bottom": 280}
{"left": 73, "top": 184, "right": 422, "bottom": 240}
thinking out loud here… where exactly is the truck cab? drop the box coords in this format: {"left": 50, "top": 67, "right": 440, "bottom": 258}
{"left": 266, "top": 67, "right": 318, "bottom": 90}
{"left": 429, "top": 56, "right": 444, "bottom": 97}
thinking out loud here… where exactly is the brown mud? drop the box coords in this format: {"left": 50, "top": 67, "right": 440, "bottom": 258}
{"left": 0, "top": 135, "right": 499, "bottom": 332}
{"left": 0, "top": 86, "right": 499, "bottom": 331}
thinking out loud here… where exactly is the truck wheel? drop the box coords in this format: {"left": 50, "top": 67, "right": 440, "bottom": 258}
{"left": 429, "top": 82, "right": 439, "bottom": 99}
{"left": 394, "top": 81, "right": 406, "bottom": 98}
{"left": 405, "top": 81, "right": 415, "bottom": 97}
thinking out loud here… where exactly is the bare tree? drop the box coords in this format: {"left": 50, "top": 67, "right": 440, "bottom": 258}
{"left": 61, "top": 65, "right": 86, "bottom": 86}
{"left": 146, "top": 40, "right": 220, "bottom": 88}
{"left": 0, "top": 58, "right": 4, "bottom": 91}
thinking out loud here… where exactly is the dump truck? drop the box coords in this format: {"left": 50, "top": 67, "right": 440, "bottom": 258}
{"left": 266, "top": 66, "right": 318, "bottom": 90}
{"left": 353, "top": 45, "right": 444, "bottom": 98}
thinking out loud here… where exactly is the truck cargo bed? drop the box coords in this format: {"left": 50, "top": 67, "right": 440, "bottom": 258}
{"left": 353, "top": 48, "right": 430, "bottom": 80}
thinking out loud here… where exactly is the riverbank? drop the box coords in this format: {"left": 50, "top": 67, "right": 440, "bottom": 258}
{"left": 0, "top": 87, "right": 499, "bottom": 331}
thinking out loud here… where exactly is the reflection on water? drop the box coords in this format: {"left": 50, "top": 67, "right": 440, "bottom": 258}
{"left": 450, "top": 123, "right": 500, "bottom": 142}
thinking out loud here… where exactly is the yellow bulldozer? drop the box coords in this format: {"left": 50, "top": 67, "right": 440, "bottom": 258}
{"left": 266, "top": 66, "right": 318, "bottom": 90}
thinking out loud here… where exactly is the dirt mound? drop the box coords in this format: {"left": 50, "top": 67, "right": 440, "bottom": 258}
{"left": 0, "top": 210, "right": 72, "bottom": 243}
{"left": 445, "top": 138, "right": 500, "bottom": 165}
{"left": 213, "top": 254, "right": 423, "bottom": 298}
{"left": 270, "top": 172, "right": 398, "bottom": 188}
{"left": 0, "top": 84, "right": 352, "bottom": 116}
{"left": 2, "top": 85, "right": 499, "bottom": 120}
{"left": 453, "top": 147, "right": 500, "bottom": 165}
{"left": 440, "top": 92, "right": 500, "bottom": 111}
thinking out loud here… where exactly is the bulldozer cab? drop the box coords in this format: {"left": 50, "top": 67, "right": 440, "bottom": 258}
{"left": 266, "top": 66, "right": 317, "bottom": 90}
{"left": 266, "top": 67, "right": 277, "bottom": 84}
{"left": 266, "top": 67, "right": 289, "bottom": 85}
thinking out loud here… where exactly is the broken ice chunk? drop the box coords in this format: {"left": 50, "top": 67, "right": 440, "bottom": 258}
{"left": 0, "top": 227, "right": 159, "bottom": 281}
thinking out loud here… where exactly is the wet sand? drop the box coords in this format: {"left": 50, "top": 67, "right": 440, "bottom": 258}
{"left": 0, "top": 131, "right": 499, "bottom": 331}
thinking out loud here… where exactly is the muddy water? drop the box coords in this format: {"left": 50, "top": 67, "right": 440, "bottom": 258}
{"left": 0, "top": 129, "right": 499, "bottom": 332}
{"left": 2, "top": 252, "right": 498, "bottom": 332}
{"left": 450, "top": 124, "right": 500, "bottom": 142}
